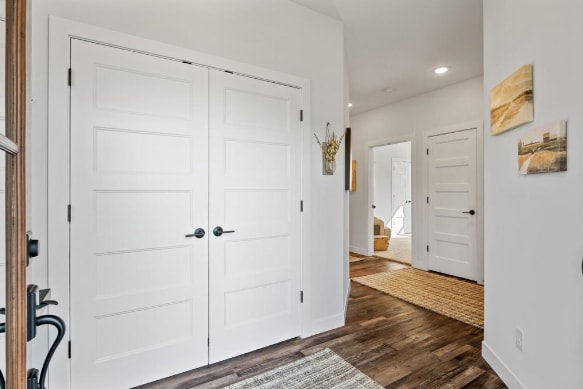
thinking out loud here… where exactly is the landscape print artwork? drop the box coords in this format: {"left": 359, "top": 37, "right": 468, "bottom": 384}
{"left": 518, "top": 121, "right": 567, "bottom": 175}
{"left": 490, "top": 64, "right": 534, "bottom": 135}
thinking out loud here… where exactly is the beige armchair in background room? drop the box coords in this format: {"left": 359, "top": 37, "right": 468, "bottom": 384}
{"left": 373, "top": 217, "right": 391, "bottom": 251}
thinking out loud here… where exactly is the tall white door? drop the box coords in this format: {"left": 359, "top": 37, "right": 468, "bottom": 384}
{"left": 391, "top": 159, "right": 412, "bottom": 235}
{"left": 427, "top": 128, "right": 478, "bottom": 280}
{"left": 69, "top": 40, "right": 209, "bottom": 388}
{"left": 208, "top": 70, "right": 302, "bottom": 363}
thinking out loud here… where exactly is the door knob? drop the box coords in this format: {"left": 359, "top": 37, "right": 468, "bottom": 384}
{"left": 372, "top": 205, "right": 376, "bottom": 209}
{"left": 213, "top": 226, "right": 235, "bottom": 237}
{"left": 462, "top": 210, "right": 476, "bottom": 215}
{"left": 185, "top": 228, "right": 205, "bottom": 238}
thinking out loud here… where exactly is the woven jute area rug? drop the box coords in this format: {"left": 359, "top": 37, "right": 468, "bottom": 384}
{"left": 352, "top": 268, "right": 484, "bottom": 328}
{"left": 224, "top": 348, "right": 382, "bottom": 389}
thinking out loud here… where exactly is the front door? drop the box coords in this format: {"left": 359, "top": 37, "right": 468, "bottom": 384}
{"left": 0, "top": 18, "right": 6, "bottom": 373}
{"left": 69, "top": 40, "right": 209, "bottom": 388}
{"left": 208, "top": 70, "right": 302, "bottom": 363}
{"left": 427, "top": 128, "right": 478, "bottom": 281}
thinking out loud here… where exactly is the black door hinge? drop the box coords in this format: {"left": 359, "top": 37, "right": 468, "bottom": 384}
{"left": 427, "top": 245, "right": 430, "bottom": 253}
{"left": 300, "top": 110, "right": 304, "bottom": 122}
{"left": 426, "top": 148, "right": 429, "bottom": 155}
{"left": 67, "top": 204, "right": 71, "bottom": 222}
{"left": 300, "top": 291, "right": 304, "bottom": 303}
{"left": 300, "top": 200, "right": 304, "bottom": 213}
{"left": 68, "top": 341, "right": 71, "bottom": 358}
{"left": 68, "top": 68, "right": 72, "bottom": 86}
{"left": 207, "top": 338, "right": 209, "bottom": 346}
{"left": 427, "top": 196, "right": 429, "bottom": 204}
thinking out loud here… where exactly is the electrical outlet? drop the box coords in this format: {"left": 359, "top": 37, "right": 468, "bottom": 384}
{"left": 515, "top": 328, "right": 523, "bottom": 351}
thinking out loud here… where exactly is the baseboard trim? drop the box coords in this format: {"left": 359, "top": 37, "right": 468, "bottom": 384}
{"left": 300, "top": 313, "right": 344, "bottom": 338}
{"left": 349, "top": 245, "right": 367, "bottom": 256}
{"left": 482, "top": 341, "right": 526, "bottom": 389}
{"left": 344, "top": 282, "right": 351, "bottom": 317}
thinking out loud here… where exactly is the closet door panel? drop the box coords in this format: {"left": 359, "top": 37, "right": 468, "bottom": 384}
{"left": 69, "top": 40, "right": 209, "bottom": 389}
{"left": 208, "top": 70, "right": 302, "bottom": 363}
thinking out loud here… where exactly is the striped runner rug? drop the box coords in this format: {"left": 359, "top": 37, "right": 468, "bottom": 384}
{"left": 224, "top": 348, "right": 382, "bottom": 388}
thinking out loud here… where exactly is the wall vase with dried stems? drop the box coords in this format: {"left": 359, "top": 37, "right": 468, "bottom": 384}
{"left": 315, "top": 122, "right": 344, "bottom": 176}
{"left": 322, "top": 142, "right": 336, "bottom": 175}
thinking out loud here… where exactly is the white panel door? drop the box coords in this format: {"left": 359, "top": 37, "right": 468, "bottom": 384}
{"left": 0, "top": 19, "right": 5, "bottom": 373}
{"left": 208, "top": 70, "right": 301, "bottom": 363}
{"left": 427, "top": 128, "right": 477, "bottom": 280}
{"left": 391, "top": 159, "right": 412, "bottom": 235}
{"left": 70, "top": 40, "right": 209, "bottom": 388}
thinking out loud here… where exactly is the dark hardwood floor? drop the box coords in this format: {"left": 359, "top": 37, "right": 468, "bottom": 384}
{"left": 138, "top": 257, "right": 506, "bottom": 389}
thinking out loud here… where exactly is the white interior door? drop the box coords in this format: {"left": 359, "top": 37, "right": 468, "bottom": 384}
{"left": 69, "top": 40, "right": 209, "bottom": 388}
{"left": 404, "top": 160, "right": 412, "bottom": 234}
{"left": 427, "top": 128, "right": 477, "bottom": 280}
{"left": 208, "top": 70, "right": 302, "bottom": 363}
{"left": 391, "top": 159, "right": 411, "bottom": 235}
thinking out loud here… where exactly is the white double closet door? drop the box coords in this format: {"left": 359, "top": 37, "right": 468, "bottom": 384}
{"left": 69, "top": 40, "right": 301, "bottom": 388}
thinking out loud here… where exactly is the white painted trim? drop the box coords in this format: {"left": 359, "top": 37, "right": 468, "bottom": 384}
{"left": 300, "top": 313, "right": 345, "bottom": 338}
{"left": 47, "top": 17, "right": 312, "bottom": 388}
{"left": 482, "top": 341, "right": 526, "bottom": 389}
{"left": 344, "top": 281, "right": 351, "bottom": 316}
{"left": 475, "top": 122, "right": 485, "bottom": 285}
{"left": 299, "top": 87, "right": 313, "bottom": 338}
{"left": 349, "top": 245, "right": 367, "bottom": 256}
{"left": 365, "top": 135, "right": 416, "bottom": 258}
{"left": 0, "top": 134, "right": 19, "bottom": 155}
{"left": 421, "top": 120, "right": 484, "bottom": 281}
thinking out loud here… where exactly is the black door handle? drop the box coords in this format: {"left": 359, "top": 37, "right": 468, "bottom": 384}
{"left": 372, "top": 205, "right": 376, "bottom": 209}
{"left": 185, "top": 228, "right": 205, "bottom": 238}
{"left": 462, "top": 210, "right": 476, "bottom": 215}
{"left": 213, "top": 226, "right": 235, "bottom": 237}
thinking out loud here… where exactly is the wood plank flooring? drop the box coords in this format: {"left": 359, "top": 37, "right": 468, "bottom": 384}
{"left": 138, "top": 257, "right": 505, "bottom": 389}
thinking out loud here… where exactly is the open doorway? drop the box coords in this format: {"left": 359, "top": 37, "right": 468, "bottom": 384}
{"left": 372, "top": 141, "right": 412, "bottom": 264}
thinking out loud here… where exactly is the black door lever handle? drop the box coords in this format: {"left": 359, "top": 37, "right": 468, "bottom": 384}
{"left": 185, "top": 228, "right": 205, "bottom": 238}
{"left": 213, "top": 227, "right": 235, "bottom": 237}
{"left": 462, "top": 210, "right": 476, "bottom": 215}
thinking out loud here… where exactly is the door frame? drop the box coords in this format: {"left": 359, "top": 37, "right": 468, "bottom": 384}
{"left": 366, "top": 135, "right": 415, "bottom": 257}
{"left": 4, "top": 1, "right": 28, "bottom": 387}
{"left": 47, "top": 17, "right": 312, "bottom": 389}
{"left": 421, "top": 121, "right": 484, "bottom": 284}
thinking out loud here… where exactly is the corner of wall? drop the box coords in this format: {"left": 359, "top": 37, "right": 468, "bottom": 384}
{"left": 482, "top": 341, "right": 526, "bottom": 389}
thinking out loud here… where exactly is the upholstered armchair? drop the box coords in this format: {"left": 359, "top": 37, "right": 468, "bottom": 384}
{"left": 373, "top": 217, "right": 391, "bottom": 251}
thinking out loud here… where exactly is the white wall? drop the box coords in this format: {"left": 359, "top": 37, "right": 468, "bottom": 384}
{"left": 349, "top": 77, "right": 483, "bottom": 267}
{"left": 372, "top": 142, "right": 411, "bottom": 231}
{"left": 343, "top": 63, "right": 351, "bottom": 311}
{"left": 482, "top": 1, "right": 583, "bottom": 387}
{"left": 31, "top": 0, "right": 345, "bottom": 346}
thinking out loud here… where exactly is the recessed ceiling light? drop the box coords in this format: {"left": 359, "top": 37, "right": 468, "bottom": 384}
{"left": 433, "top": 66, "right": 449, "bottom": 75}
{"left": 348, "top": 103, "right": 353, "bottom": 108}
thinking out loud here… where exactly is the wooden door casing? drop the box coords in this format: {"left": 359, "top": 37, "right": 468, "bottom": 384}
{"left": 4, "top": 0, "right": 28, "bottom": 388}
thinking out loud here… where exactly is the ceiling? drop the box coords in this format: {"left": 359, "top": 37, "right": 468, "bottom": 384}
{"left": 289, "top": 0, "right": 483, "bottom": 115}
